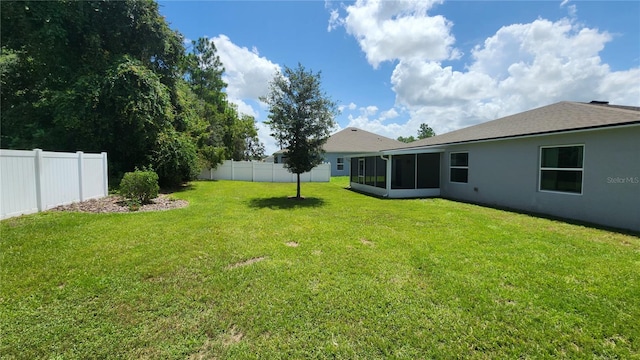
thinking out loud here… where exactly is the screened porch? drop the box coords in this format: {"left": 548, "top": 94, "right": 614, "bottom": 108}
{"left": 349, "top": 150, "right": 442, "bottom": 198}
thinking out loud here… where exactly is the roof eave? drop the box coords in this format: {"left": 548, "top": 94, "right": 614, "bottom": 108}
{"left": 382, "top": 121, "right": 640, "bottom": 151}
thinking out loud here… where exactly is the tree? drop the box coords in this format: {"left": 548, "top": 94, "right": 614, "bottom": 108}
{"left": 1, "top": 1, "right": 263, "bottom": 187}
{"left": 262, "top": 63, "right": 338, "bottom": 199}
{"left": 397, "top": 135, "right": 416, "bottom": 143}
{"left": 183, "top": 37, "right": 265, "bottom": 165}
{"left": 0, "top": 0, "right": 188, "bottom": 183}
{"left": 418, "top": 123, "right": 436, "bottom": 139}
{"left": 397, "top": 123, "right": 436, "bottom": 143}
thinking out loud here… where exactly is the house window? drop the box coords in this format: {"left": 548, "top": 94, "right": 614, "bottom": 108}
{"left": 450, "top": 152, "right": 468, "bottom": 183}
{"left": 539, "top": 145, "right": 584, "bottom": 194}
{"left": 336, "top": 157, "right": 344, "bottom": 171}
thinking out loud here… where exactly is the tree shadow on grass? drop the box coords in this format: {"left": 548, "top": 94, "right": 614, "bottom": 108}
{"left": 248, "top": 196, "right": 326, "bottom": 210}
{"left": 161, "top": 183, "right": 195, "bottom": 194}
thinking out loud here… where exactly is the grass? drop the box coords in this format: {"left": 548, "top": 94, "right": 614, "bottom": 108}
{"left": 1, "top": 177, "right": 639, "bottom": 359}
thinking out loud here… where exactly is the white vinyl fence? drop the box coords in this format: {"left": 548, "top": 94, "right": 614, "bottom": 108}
{"left": 198, "top": 160, "right": 330, "bottom": 183}
{"left": 1, "top": 149, "right": 108, "bottom": 219}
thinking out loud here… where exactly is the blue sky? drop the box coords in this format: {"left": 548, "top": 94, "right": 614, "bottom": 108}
{"left": 159, "top": 0, "right": 640, "bottom": 155}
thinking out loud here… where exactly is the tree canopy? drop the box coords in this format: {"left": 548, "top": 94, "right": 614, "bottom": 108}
{"left": 262, "top": 64, "right": 338, "bottom": 199}
{"left": 397, "top": 123, "right": 436, "bottom": 143}
{"left": 418, "top": 123, "right": 436, "bottom": 139}
{"left": 1, "top": 0, "right": 264, "bottom": 187}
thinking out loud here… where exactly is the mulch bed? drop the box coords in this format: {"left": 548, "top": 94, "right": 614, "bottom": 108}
{"left": 49, "top": 194, "right": 188, "bottom": 214}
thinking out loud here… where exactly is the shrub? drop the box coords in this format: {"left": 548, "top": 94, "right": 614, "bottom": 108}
{"left": 152, "top": 130, "right": 201, "bottom": 187}
{"left": 119, "top": 168, "right": 159, "bottom": 205}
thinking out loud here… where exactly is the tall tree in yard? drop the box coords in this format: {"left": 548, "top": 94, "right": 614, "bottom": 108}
{"left": 262, "top": 64, "right": 338, "bottom": 199}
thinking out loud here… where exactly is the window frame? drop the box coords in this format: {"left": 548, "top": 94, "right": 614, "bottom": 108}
{"left": 538, "top": 144, "right": 584, "bottom": 195}
{"left": 449, "top": 151, "right": 469, "bottom": 184}
{"left": 336, "top": 157, "right": 344, "bottom": 171}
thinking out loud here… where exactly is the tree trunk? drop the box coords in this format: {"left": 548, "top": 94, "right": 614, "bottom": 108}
{"left": 296, "top": 173, "right": 301, "bottom": 199}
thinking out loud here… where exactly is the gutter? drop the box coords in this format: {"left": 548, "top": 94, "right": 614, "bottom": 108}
{"left": 385, "top": 121, "right": 640, "bottom": 152}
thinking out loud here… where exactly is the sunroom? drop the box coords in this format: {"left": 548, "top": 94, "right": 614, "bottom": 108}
{"left": 348, "top": 148, "right": 444, "bottom": 198}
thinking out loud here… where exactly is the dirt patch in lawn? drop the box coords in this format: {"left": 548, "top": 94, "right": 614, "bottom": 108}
{"left": 226, "top": 256, "right": 266, "bottom": 270}
{"left": 285, "top": 241, "right": 299, "bottom": 247}
{"left": 360, "top": 238, "right": 374, "bottom": 246}
{"left": 222, "top": 326, "right": 244, "bottom": 346}
{"left": 49, "top": 194, "right": 188, "bottom": 213}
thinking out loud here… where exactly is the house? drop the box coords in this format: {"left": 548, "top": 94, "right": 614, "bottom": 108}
{"left": 274, "top": 127, "right": 402, "bottom": 177}
{"left": 348, "top": 101, "right": 640, "bottom": 232}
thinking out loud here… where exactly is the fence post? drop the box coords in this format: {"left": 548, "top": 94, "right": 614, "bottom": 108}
{"left": 77, "top": 151, "right": 85, "bottom": 201}
{"left": 102, "top": 152, "right": 108, "bottom": 196}
{"left": 34, "top": 149, "right": 45, "bottom": 212}
{"left": 230, "top": 160, "right": 234, "bottom": 181}
{"left": 252, "top": 161, "right": 255, "bottom": 182}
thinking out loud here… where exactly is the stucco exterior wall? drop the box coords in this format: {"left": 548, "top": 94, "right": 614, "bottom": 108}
{"left": 324, "top": 153, "right": 353, "bottom": 177}
{"left": 440, "top": 126, "right": 640, "bottom": 232}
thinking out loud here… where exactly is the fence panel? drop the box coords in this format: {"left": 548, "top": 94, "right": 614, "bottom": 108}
{"left": 252, "top": 162, "right": 274, "bottom": 182}
{"left": 233, "top": 162, "right": 253, "bottom": 181}
{"left": 0, "top": 150, "right": 39, "bottom": 218}
{"left": 310, "top": 164, "right": 331, "bottom": 182}
{"left": 273, "top": 163, "right": 295, "bottom": 182}
{"left": 40, "top": 152, "right": 81, "bottom": 209}
{"left": 1, "top": 149, "right": 108, "bottom": 219}
{"left": 198, "top": 160, "right": 330, "bottom": 183}
{"left": 83, "top": 153, "right": 109, "bottom": 201}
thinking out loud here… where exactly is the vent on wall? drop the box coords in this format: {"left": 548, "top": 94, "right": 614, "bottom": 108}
{"left": 590, "top": 100, "right": 609, "bottom": 105}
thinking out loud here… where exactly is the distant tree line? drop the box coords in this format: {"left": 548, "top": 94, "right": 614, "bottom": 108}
{"left": 397, "top": 123, "right": 436, "bottom": 143}
{"left": 1, "top": 0, "right": 264, "bottom": 187}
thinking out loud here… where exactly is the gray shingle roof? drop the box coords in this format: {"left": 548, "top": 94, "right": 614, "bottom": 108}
{"left": 390, "top": 101, "right": 640, "bottom": 150}
{"left": 323, "top": 127, "right": 402, "bottom": 153}
{"left": 274, "top": 127, "right": 402, "bottom": 154}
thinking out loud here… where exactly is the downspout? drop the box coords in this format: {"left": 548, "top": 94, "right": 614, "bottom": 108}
{"left": 380, "top": 155, "right": 389, "bottom": 198}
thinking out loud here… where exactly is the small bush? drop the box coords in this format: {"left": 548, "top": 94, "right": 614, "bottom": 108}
{"left": 119, "top": 168, "right": 159, "bottom": 205}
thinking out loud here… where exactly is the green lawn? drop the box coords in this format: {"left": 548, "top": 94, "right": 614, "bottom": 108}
{"left": 2, "top": 177, "right": 639, "bottom": 359}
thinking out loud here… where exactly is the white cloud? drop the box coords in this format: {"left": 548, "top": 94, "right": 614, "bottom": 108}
{"left": 391, "top": 60, "right": 496, "bottom": 107}
{"left": 560, "top": 0, "right": 577, "bottom": 18}
{"left": 327, "top": 8, "right": 343, "bottom": 31}
{"left": 338, "top": 0, "right": 459, "bottom": 68}
{"left": 256, "top": 121, "right": 280, "bottom": 157}
{"left": 380, "top": 108, "right": 399, "bottom": 120}
{"left": 462, "top": 17, "right": 635, "bottom": 113}
{"left": 210, "top": 35, "right": 282, "bottom": 155}
{"left": 228, "top": 98, "right": 258, "bottom": 119}
{"left": 341, "top": 105, "right": 413, "bottom": 140}
{"left": 346, "top": 113, "right": 405, "bottom": 139}
{"left": 333, "top": 3, "right": 639, "bottom": 138}
{"left": 339, "top": 102, "right": 358, "bottom": 114}
{"left": 361, "top": 105, "right": 378, "bottom": 116}
{"left": 212, "top": 34, "right": 280, "bottom": 104}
